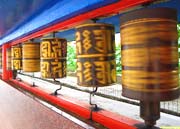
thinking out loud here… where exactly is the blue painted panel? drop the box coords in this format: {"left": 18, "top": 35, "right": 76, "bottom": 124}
{"left": 0, "top": 0, "right": 179, "bottom": 45}
{"left": 0, "top": 0, "right": 118, "bottom": 45}
{"left": 54, "top": 0, "right": 180, "bottom": 42}
{"left": 0, "top": 0, "right": 54, "bottom": 36}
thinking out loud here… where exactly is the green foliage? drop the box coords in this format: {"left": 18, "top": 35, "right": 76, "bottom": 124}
{"left": 115, "top": 44, "right": 121, "bottom": 74}
{"left": 178, "top": 24, "right": 180, "bottom": 45}
{"left": 67, "top": 43, "right": 76, "bottom": 72}
{"left": 177, "top": 24, "right": 180, "bottom": 67}
{"left": 178, "top": 24, "right": 180, "bottom": 38}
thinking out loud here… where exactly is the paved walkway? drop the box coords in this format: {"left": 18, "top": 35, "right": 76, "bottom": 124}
{"left": 0, "top": 80, "right": 93, "bottom": 129}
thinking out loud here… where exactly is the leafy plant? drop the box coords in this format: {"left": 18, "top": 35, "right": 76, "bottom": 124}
{"left": 67, "top": 42, "right": 76, "bottom": 72}
{"left": 178, "top": 24, "right": 180, "bottom": 38}
{"left": 177, "top": 24, "right": 180, "bottom": 68}
{"left": 115, "top": 44, "right": 121, "bottom": 74}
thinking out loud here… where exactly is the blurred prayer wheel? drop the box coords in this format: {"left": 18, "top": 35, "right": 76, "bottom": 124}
{"left": 120, "top": 7, "right": 179, "bottom": 101}
{"left": 75, "top": 23, "right": 116, "bottom": 87}
{"left": 120, "top": 7, "right": 179, "bottom": 127}
{"left": 11, "top": 45, "right": 22, "bottom": 70}
{"left": 6, "top": 48, "right": 11, "bottom": 70}
{"left": 22, "top": 42, "right": 40, "bottom": 72}
{"left": 40, "top": 37, "right": 67, "bottom": 78}
{"left": 0, "top": 48, "right": 2, "bottom": 69}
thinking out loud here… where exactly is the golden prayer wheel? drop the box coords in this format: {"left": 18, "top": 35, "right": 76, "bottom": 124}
{"left": 6, "top": 48, "right": 11, "bottom": 70}
{"left": 40, "top": 38, "right": 67, "bottom": 78}
{"left": 0, "top": 48, "right": 2, "bottom": 69}
{"left": 120, "top": 7, "right": 179, "bottom": 101}
{"left": 11, "top": 45, "right": 22, "bottom": 70}
{"left": 22, "top": 42, "right": 40, "bottom": 72}
{"left": 75, "top": 23, "right": 116, "bottom": 87}
{"left": 120, "top": 8, "right": 179, "bottom": 127}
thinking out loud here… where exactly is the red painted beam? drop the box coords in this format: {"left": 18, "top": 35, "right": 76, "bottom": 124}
{"left": 10, "top": 0, "right": 153, "bottom": 46}
{"left": 93, "top": 110, "right": 140, "bottom": 129}
{"left": 10, "top": 79, "right": 141, "bottom": 129}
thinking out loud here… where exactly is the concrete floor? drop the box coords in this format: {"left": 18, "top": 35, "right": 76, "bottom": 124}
{"left": 0, "top": 79, "right": 94, "bottom": 129}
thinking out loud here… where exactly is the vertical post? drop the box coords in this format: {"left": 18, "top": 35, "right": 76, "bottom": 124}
{"left": 2, "top": 43, "right": 12, "bottom": 80}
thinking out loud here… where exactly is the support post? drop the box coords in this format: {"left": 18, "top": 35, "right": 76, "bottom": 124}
{"left": 2, "top": 43, "right": 12, "bottom": 80}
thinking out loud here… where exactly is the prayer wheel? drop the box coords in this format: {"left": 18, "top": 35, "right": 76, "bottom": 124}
{"left": 120, "top": 7, "right": 179, "bottom": 101}
{"left": 22, "top": 42, "right": 40, "bottom": 72}
{"left": 6, "top": 48, "right": 11, "bottom": 70}
{"left": 120, "top": 7, "right": 179, "bottom": 126}
{"left": 11, "top": 45, "right": 22, "bottom": 70}
{"left": 40, "top": 38, "right": 67, "bottom": 78}
{"left": 75, "top": 23, "right": 116, "bottom": 87}
{"left": 0, "top": 48, "right": 2, "bottom": 69}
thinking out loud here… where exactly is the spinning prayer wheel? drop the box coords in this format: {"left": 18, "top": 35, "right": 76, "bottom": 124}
{"left": 0, "top": 48, "right": 2, "bottom": 69}
{"left": 6, "top": 48, "right": 11, "bottom": 70}
{"left": 22, "top": 42, "right": 40, "bottom": 72}
{"left": 120, "top": 7, "right": 179, "bottom": 126}
{"left": 11, "top": 45, "right": 22, "bottom": 70}
{"left": 40, "top": 37, "right": 67, "bottom": 78}
{"left": 75, "top": 23, "right": 116, "bottom": 87}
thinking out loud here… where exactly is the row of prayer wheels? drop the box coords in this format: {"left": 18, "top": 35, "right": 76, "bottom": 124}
{"left": 7, "top": 38, "right": 67, "bottom": 79}
{"left": 0, "top": 7, "right": 179, "bottom": 127}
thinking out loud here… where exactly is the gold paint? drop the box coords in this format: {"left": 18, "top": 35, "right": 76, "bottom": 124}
{"left": 77, "top": 53, "right": 114, "bottom": 58}
{"left": 41, "top": 38, "right": 67, "bottom": 78}
{"left": 121, "top": 23, "right": 177, "bottom": 45}
{"left": 12, "top": 60, "right": 22, "bottom": 70}
{"left": 82, "top": 30, "right": 92, "bottom": 53}
{"left": 11, "top": 45, "right": 22, "bottom": 70}
{"left": 51, "top": 61, "right": 62, "bottom": 78}
{"left": 77, "top": 61, "right": 83, "bottom": 83}
{"left": 12, "top": 47, "right": 22, "bottom": 58}
{"left": 6, "top": 48, "right": 11, "bottom": 70}
{"left": 41, "top": 41, "right": 51, "bottom": 58}
{"left": 121, "top": 13, "right": 179, "bottom": 99}
{"left": 120, "top": 18, "right": 177, "bottom": 28}
{"left": 76, "top": 23, "right": 114, "bottom": 29}
{"left": 94, "top": 61, "right": 107, "bottom": 84}
{"left": 22, "top": 42, "right": 40, "bottom": 72}
{"left": 76, "top": 23, "right": 116, "bottom": 86}
{"left": 93, "top": 29, "right": 106, "bottom": 53}
{"left": 122, "top": 46, "right": 178, "bottom": 67}
{"left": 83, "top": 61, "right": 93, "bottom": 82}
{"left": 76, "top": 31, "right": 82, "bottom": 54}
{"left": 41, "top": 61, "right": 50, "bottom": 78}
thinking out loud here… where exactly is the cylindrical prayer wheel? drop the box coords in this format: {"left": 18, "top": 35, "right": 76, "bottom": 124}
{"left": 0, "top": 48, "right": 2, "bottom": 69}
{"left": 120, "top": 8, "right": 179, "bottom": 101}
{"left": 6, "top": 48, "right": 11, "bottom": 70}
{"left": 11, "top": 45, "right": 22, "bottom": 70}
{"left": 22, "top": 42, "right": 40, "bottom": 72}
{"left": 75, "top": 23, "right": 116, "bottom": 87}
{"left": 40, "top": 38, "right": 67, "bottom": 78}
